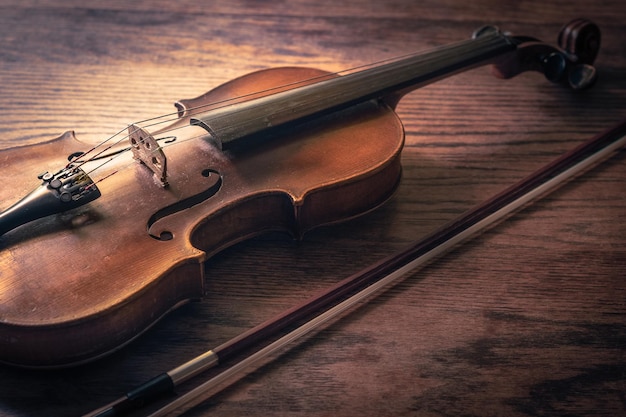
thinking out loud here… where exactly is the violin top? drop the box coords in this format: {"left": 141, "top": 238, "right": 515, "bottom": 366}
{"left": 0, "top": 65, "right": 404, "bottom": 367}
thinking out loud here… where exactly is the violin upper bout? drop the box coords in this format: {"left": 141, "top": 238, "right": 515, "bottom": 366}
{"left": 189, "top": 98, "right": 405, "bottom": 254}
{"left": 172, "top": 66, "right": 405, "bottom": 251}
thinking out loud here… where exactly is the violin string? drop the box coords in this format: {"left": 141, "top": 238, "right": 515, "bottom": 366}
{"left": 84, "top": 125, "right": 207, "bottom": 180}
{"left": 80, "top": 125, "right": 195, "bottom": 180}
{"left": 69, "top": 126, "right": 132, "bottom": 171}
{"left": 78, "top": 36, "right": 484, "bottom": 181}
{"left": 78, "top": 37, "right": 483, "bottom": 185}
{"left": 72, "top": 47, "right": 440, "bottom": 181}
{"left": 126, "top": 47, "right": 436, "bottom": 131}
{"left": 85, "top": 170, "right": 119, "bottom": 191}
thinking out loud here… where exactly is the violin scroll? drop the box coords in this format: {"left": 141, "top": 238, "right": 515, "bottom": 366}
{"left": 491, "top": 18, "right": 600, "bottom": 90}
{"left": 558, "top": 18, "right": 601, "bottom": 66}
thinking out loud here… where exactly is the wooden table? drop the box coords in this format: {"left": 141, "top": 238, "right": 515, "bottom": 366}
{"left": 0, "top": 1, "right": 624, "bottom": 416}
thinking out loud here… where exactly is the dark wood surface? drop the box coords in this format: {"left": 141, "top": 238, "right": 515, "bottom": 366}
{"left": 0, "top": 1, "right": 624, "bottom": 416}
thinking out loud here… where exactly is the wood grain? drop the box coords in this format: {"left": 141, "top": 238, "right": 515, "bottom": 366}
{"left": 0, "top": 1, "right": 624, "bottom": 416}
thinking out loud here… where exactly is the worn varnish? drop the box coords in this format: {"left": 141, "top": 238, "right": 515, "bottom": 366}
{"left": 0, "top": 1, "right": 624, "bottom": 416}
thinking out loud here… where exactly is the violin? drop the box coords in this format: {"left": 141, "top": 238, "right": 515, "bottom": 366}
{"left": 0, "top": 19, "right": 600, "bottom": 368}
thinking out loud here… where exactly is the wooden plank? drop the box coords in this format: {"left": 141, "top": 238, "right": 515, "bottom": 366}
{"left": 0, "top": 1, "right": 623, "bottom": 416}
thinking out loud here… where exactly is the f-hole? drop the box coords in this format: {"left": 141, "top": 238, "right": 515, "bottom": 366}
{"left": 147, "top": 169, "right": 222, "bottom": 240}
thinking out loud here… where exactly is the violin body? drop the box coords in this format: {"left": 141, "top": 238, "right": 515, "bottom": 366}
{"left": 0, "top": 67, "right": 403, "bottom": 368}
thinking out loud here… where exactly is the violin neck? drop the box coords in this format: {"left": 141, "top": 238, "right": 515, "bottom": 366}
{"left": 191, "top": 29, "right": 517, "bottom": 149}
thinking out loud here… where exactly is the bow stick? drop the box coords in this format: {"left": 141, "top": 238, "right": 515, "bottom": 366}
{"left": 84, "top": 118, "right": 626, "bottom": 417}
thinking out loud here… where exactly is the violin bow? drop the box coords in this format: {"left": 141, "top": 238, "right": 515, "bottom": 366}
{"left": 85, "top": 118, "right": 626, "bottom": 417}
